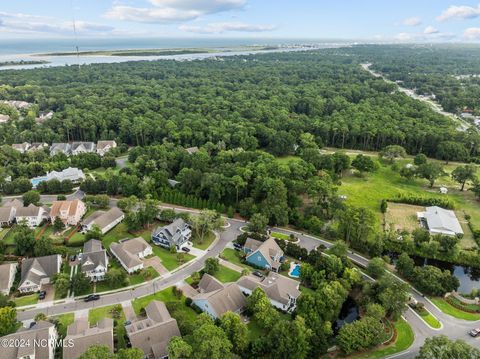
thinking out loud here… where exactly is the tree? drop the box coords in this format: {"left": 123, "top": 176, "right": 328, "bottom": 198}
{"left": 34, "top": 312, "right": 47, "bottom": 321}
{"left": 351, "top": 154, "right": 377, "bottom": 174}
{"left": 396, "top": 252, "right": 415, "bottom": 279}
{"left": 204, "top": 258, "right": 219, "bottom": 275}
{"left": 85, "top": 224, "right": 103, "bottom": 241}
{"left": 78, "top": 345, "right": 116, "bottom": 359}
{"left": 168, "top": 337, "right": 193, "bottom": 359}
{"left": 53, "top": 216, "right": 65, "bottom": 232}
{"left": 399, "top": 166, "right": 416, "bottom": 181}
{"left": 53, "top": 273, "right": 71, "bottom": 298}
{"left": 34, "top": 236, "right": 54, "bottom": 257}
{"left": 22, "top": 190, "right": 40, "bottom": 206}
{"left": 380, "top": 145, "right": 407, "bottom": 163}
{"left": 414, "top": 153, "right": 428, "bottom": 166}
{"left": 366, "top": 257, "right": 386, "bottom": 279}
{"left": 412, "top": 265, "right": 459, "bottom": 296}
{"left": 416, "top": 162, "right": 444, "bottom": 188}
{"left": 105, "top": 268, "right": 127, "bottom": 288}
{"left": 117, "top": 195, "right": 138, "bottom": 212}
{"left": 247, "top": 213, "right": 269, "bottom": 233}
{"left": 219, "top": 312, "right": 248, "bottom": 355}
{"left": 365, "top": 276, "right": 409, "bottom": 320}
{"left": 190, "top": 209, "right": 224, "bottom": 244}
{"left": 117, "top": 348, "right": 144, "bottom": 359}
{"left": 365, "top": 303, "right": 386, "bottom": 321}
{"left": 412, "top": 228, "right": 430, "bottom": 246}
{"left": 436, "top": 141, "right": 469, "bottom": 163}
{"left": 337, "top": 316, "right": 384, "bottom": 354}
{"left": 452, "top": 164, "right": 477, "bottom": 191}
{"left": 247, "top": 287, "right": 279, "bottom": 330}
{"left": 72, "top": 272, "right": 91, "bottom": 294}
{"left": 417, "top": 336, "right": 480, "bottom": 359}
{"left": 0, "top": 293, "right": 15, "bottom": 308}
{"left": 380, "top": 199, "right": 388, "bottom": 214}
{"left": 0, "top": 306, "right": 17, "bottom": 336}
{"left": 14, "top": 225, "right": 35, "bottom": 256}
{"left": 266, "top": 316, "right": 312, "bottom": 359}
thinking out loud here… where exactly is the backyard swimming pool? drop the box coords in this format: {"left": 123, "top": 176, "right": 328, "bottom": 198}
{"left": 31, "top": 176, "right": 47, "bottom": 188}
{"left": 289, "top": 263, "right": 301, "bottom": 278}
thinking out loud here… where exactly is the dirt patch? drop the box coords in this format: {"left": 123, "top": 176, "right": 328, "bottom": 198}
{"left": 385, "top": 202, "right": 424, "bottom": 232}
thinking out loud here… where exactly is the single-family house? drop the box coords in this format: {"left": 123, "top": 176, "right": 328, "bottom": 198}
{"left": 63, "top": 318, "right": 113, "bottom": 359}
{"left": 15, "top": 204, "right": 48, "bottom": 227}
{"left": 417, "top": 206, "right": 463, "bottom": 236}
{"left": 82, "top": 207, "right": 124, "bottom": 234}
{"left": 152, "top": 218, "right": 191, "bottom": 249}
{"left": 0, "top": 206, "right": 16, "bottom": 227}
{"left": 28, "top": 142, "right": 49, "bottom": 152}
{"left": 237, "top": 272, "right": 301, "bottom": 312}
{"left": 36, "top": 111, "right": 54, "bottom": 124}
{"left": 32, "top": 167, "right": 86, "bottom": 188}
{"left": 18, "top": 254, "right": 62, "bottom": 293}
{"left": 125, "top": 300, "right": 181, "bottom": 359}
{"left": 185, "top": 146, "right": 199, "bottom": 155}
{"left": 192, "top": 274, "right": 246, "bottom": 319}
{"left": 1, "top": 321, "right": 57, "bottom": 359}
{"left": 110, "top": 237, "right": 152, "bottom": 274}
{"left": 96, "top": 140, "right": 117, "bottom": 156}
{"left": 71, "top": 141, "right": 96, "bottom": 155}
{"left": 81, "top": 239, "right": 108, "bottom": 281}
{"left": 50, "top": 199, "right": 86, "bottom": 226}
{"left": 1, "top": 100, "right": 31, "bottom": 110}
{"left": 12, "top": 142, "right": 30, "bottom": 153}
{"left": 0, "top": 263, "right": 17, "bottom": 295}
{"left": 243, "top": 237, "right": 284, "bottom": 272}
{"left": 50, "top": 142, "right": 71, "bottom": 156}
{"left": 3, "top": 198, "right": 23, "bottom": 210}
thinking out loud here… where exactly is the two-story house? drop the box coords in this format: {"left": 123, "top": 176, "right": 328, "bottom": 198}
{"left": 96, "top": 140, "right": 117, "bottom": 156}
{"left": 81, "top": 239, "right": 108, "bottom": 281}
{"left": 15, "top": 204, "right": 49, "bottom": 227}
{"left": 71, "top": 142, "right": 96, "bottom": 155}
{"left": 110, "top": 237, "right": 152, "bottom": 274}
{"left": 152, "top": 218, "right": 192, "bottom": 249}
{"left": 50, "top": 199, "right": 86, "bottom": 226}
{"left": 243, "top": 237, "right": 284, "bottom": 272}
{"left": 18, "top": 254, "right": 62, "bottom": 293}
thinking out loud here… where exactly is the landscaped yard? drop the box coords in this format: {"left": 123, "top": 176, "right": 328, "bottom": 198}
{"left": 150, "top": 244, "right": 194, "bottom": 271}
{"left": 212, "top": 265, "right": 242, "bottom": 283}
{"left": 192, "top": 230, "right": 215, "bottom": 250}
{"left": 88, "top": 304, "right": 127, "bottom": 349}
{"left": 52, "top": 313, "right": 74, "bottom": 337}
{"left": 94, "top": 262, "right": 160, "bottom": 293}
{"left": 14, "top": 294, "right": 38, "bottom": 307}
{"left": 220, "top": 248, "right": 250, "bottom": 270}
{"left": 430, "top": 297, "right": 480, "bottom": 321}
{"left": 271, "top": 231, "right": 291, "bottom": 241}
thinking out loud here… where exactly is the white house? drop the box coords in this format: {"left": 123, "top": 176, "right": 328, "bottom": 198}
{"left": 71, "top": 142, "right": 96, "bottom": 155}
{"left": 15, "top": 204, "right": 48, "bottom": 227}
{"left": 0, "top": 263, "right": 17, "bottom": 295}
{"left": 81, "top": 239, "right": 108, "bottom": 282}
{"left": 96, "top": 141, "right": 117, "bottom": 156}
{"left": 18, "top": 254, "right": 61, "bottom": 293}
{"left": 82, "top": 207, "right": 124, "bottom": 234}
{"left": 417, "top": 206, "right": 463, "bottom": 236}
{"left": 12, "top": 142, "right": 30, "bottom": 153}
{"left": 110, "top": 237, "right": 152, "bottom": 274}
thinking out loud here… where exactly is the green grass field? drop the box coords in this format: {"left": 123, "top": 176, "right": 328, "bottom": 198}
{"left": 52, "top": 313, "right": 74, "bottom": 337}
{"left": 212, "top": 265, "right": 242, "bottom": 283}
{"left": 416, "top": 308, "right": 441, "bottom": 329}
{"left": 431, "top": 297, "right": 480, "bottom": 321}
{"left": 220, "top": 248, "right": 250, "bottom": 269}
{"left": 192, "top": 231, "right": 215, "bottom": 250}
{"left": 150, "top": 245, "right": 195, "bottom": 271}
{"left": 88, "top": 304, "right": 127, "bottom": 349}
{"left": 271, "top": 231, "right": 292, "bottom": 241}
{"left": 13, "top": 294, "right": 38, "bottom": 307}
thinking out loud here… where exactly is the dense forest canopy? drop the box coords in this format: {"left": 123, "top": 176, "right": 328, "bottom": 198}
{"left": 0, "top": 48, "right": 478, "bottom": 160}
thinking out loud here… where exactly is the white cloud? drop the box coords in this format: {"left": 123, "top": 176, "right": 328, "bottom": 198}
{"left": 402, "top": 17, "right": 422, "bottom": 26}
{"left": 179, "top": 21, "right": 275, "bottom": 34}
{"left": 437, "top": 4, "right": 480, "bottom": 21}
{"left": 394, "top": 32, "right": 415, "bottom": 41}
{"left": 0, "top": 11, "right": 115, "bottom": 35}
{"left": 424, "top": 26, "right": 439, "bottom": 34}
{"left": 464, "top": 27, "right": 480, "bottom": 40}
{"left": 106, "top": 0, "right": 247, "bottom": 24}
{"left": 394, "top": 31, "right": 456, "bottom": 42}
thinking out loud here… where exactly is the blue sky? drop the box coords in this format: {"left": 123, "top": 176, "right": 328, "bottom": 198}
{"left": 1, "top": 0, "right": 480, "bottom": 41}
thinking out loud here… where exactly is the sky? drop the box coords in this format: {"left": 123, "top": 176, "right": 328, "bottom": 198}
{"left": 1, "top": 0, "right": 480, "bottom": 42}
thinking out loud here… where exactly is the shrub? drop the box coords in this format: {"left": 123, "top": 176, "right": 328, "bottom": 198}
{"left": 388, "top": 194, "right": 454, "bottom": 209}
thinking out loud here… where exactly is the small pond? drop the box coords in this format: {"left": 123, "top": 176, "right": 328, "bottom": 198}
{"left": 333, "top": 296, "right": 359, "bottom": 334}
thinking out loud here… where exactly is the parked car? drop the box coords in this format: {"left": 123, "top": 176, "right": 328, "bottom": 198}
{"left": 233, "top": 243, "right": 243, "bottom": 250}
{"left": 181, "top": 247, "right": 191, "bottom": 253}
{"left": 252, "top": 271, "right": 264, "bottom": 278}
{"left": 124, "top": 320, "right": 131, "bottom": 326}
{"left": 469, "top": 328, "right": 480, "bottom": 337}
{"left": 69, "top": 255, "right": 76, "bottom": 262}
{"left": 38, "top": 291, "right": 46, "bottom": 300}
{"left": 83, "top": 294, "right": 100, "bottom": 302}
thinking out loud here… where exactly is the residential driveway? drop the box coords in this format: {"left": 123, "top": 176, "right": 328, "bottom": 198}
{"left": 121, "top": 301, "right": 136, "bottom": 321}
{"left": 40, "top": 284, "right": 55, "bottom": 302}
{"left": 74, "top": 309, "right": 89, "bottom": 320}
{"left": 143, "top": 256, "right": 169, "bottom": 276}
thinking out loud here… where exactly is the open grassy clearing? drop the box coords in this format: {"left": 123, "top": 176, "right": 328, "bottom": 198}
{"left": 13, "top": 294, "right": 38, "bottom": 307}
{"left": 430, "top": 297, "right": 480, "bottom": 321}
{"left": 192, "top": 230, "right": 215, "bottom": 250}
{"left": 213, "top": 264, "right": 242, "bottom": 283}
{"left": 384, "top": 202, "right": 424, "bottom": 232}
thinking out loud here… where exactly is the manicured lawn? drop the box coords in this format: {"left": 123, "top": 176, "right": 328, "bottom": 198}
{"left": 3, "top": 227, "right": 16, "bottom": 246}
{"left": 349, "top": 319, "right": 414, "bottom": 359}
{"left": 88, "top": 304, "right": 127, "bottom": 349}
{"left": 192, "top": 231, "right": 215, "bottom": 250}
{"left": 150, "top": 245, "right": 194, "bottom": 271}
{"left": 94, "top": 263, "right": 159, "bottom": 293}
{"left": 431, "top": 297, "right": 480, "bottom": 321}
{"left": 52, "top": 313, "right": 74, "bottom": 337}
{"left": 271, "top": 231, "right": 291, "bottom": 241}
{"left": 14, "top": 294, "right": 38, "bottom": 307}
{"left": 220, "top": 248, "right": 250, "bottom": 269}
{"left": 102, "top": 223, "right": 133, "bottom": 249}
{"left": 212, "top": 265, "right": 242, "bottom": 283}
{"left": 67, "top": 231, "right": 86, "bottom": 246}
{"left": 416, "top": 308, "right": 441, "bottom": 329}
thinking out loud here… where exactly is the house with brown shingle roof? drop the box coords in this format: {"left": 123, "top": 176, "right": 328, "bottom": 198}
{"left": 63, "top": 318, "right": 114, "bottom": 359}
{"left": 50, "top": 199, "right": 86, "bottom": 226}
{"left": 82, "top": 207, "right": 124, "bottom": 234}
{"left": 192, "top": 274, "right": 246, "bottom": 319}
{"left": 1, "top": 321, "right": 57, "bottom": 359}
{"left": 243, "top": 237, "right": 284, "bottom": 272}
{"left": 110, "top": 237, "right": 152, "bottom": 274}
{"left": 125, "top": 300, "right": 181, "bottom": 359}
{"left": 237, "top": 272, "right": 301, "bottom": 312}
{"left": 96, "top": 140, "right": 117, "bottom": 156}
{"left": 0, "top": 263, "right": 17, "bottom": 295}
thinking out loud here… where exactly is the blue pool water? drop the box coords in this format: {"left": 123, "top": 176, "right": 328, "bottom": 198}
{"left": 290, "top": 264, "right": 301, "bottom": 278}
{"left": 31, "top": 177, "right": 47, "bottom": 188}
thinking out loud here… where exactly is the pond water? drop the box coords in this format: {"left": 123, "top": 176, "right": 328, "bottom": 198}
{"left": 333, "top": 296, "right": 359, "bottom": 334}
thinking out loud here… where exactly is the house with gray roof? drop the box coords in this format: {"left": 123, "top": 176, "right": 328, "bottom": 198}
{"left": 125, "top": 300, "right": 181, "bottom": 359}
{"left": 0, "top": 263, "right": 17, "bottom": 295}
{"left": 63, "top": 318, "right": 113, "bottom": 359}
{"left": 71, "top": 141, "right": 96, "bottom": 155}
{"left": 417, "top": 206, "right": 464, "bottom": 236}
{"left": 81, "top": 239, "right": 108, "bottom": 281}
{"left": 185, "top": 146, "right": 199, "bottom": 155}
{"left": 28, "top": 142, "right": 49, "bottom": 152}
{"left": 243, "top": 237, "right": 284, "bottom": 272}
{"left": 152, "top": 218, "right": 191, "bottom": 249}
{"left": 110, "top": 237, "right": 152, "bottom": 274}
{"left": 18, "top": 254, "right": 61, "bottom": 293}
{"left": 192, "top": 274, "right": 246, "bottom": 319}
{"left": 12, "top": 142, "right": 30, "bottom": 153}
{"left": 1, "top": 321, "right": 57, "bottom": 359}
{"left": 50, "top": 142, "right": 71, "bottom": 156}
{"left": 0, "top": 206, "right": 16, "bottom": 227}
{"left": 82, "top": 207, "right": 124, "bottom": 234}
{"left": 15, "top": 204, "right": 48, "bottom": 227}
{"left": 237, "top": 272, "right": 301, "bottom": 312}
{"left": 96, "top": 140, "right": 117, "bottom": 156}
